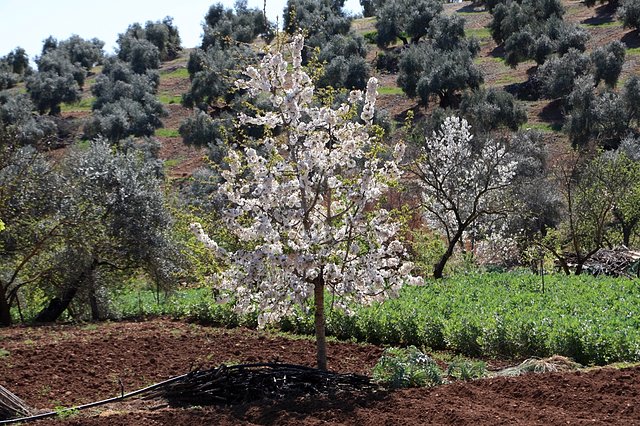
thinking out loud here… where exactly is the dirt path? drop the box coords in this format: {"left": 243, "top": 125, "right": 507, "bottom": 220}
{"left": 1, "top": 319, "right": 639, "bottom": 425}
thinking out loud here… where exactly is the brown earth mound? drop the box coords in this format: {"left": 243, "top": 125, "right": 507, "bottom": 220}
{"left": 0, "top": 319, "right": 639, "bottom": 425}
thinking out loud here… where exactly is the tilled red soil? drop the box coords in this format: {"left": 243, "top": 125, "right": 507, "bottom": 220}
{"left": 1, "top": 319, "right": 639, "bottom": 425}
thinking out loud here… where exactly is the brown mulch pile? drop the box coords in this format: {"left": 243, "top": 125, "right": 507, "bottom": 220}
{"left": 1, "top": 319, "right": 639, "bottom": 425}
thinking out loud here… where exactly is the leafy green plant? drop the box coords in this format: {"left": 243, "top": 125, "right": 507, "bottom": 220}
{"left": 54, "top": 406, "right": 79, "bottom": 419}
{"left": 446, "top": 356, "right": 487, "bottom": 380}
{"left": 372, "top": 346, "right": 443, "bottom": 388}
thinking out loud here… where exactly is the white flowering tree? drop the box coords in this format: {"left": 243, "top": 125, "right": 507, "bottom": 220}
{"left": 412, "top": 117, "right": 519, "bottom": 278}
{"left": 191, "top": 35, "right": 417, "bottom": 370}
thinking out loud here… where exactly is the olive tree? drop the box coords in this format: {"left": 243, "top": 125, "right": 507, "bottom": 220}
{"left": 565, "top": 75, "right": 638, "bottom": 149}
{"left": 85, "top": 58, "right": 165, "bottom": 142}
{"left": 398, "top": 43, "right": 483, "bottom": 107}
{"left": 0, "top": 91, "right": 57, "bottom": 146}
{"left": 374, "top": 0, "right": 443, "bottom": 47}
{"left": 489, "top": 0, "right": 589, "bottom": 67}
{"left": 191, "top": 36, "right": 418, "bottom": 370}
{"left": 0, "top": 145, "right": 62, "bottom": 325}
{"left": 460, "top": 87, "right": 527, "bottom": 133}
{"left": 35, "top": 140, "right": 180, "bottom": 322}
{"left": 117, "top": 17, "right": 181, "bottom": 62}
{"left": 620, "top": 0, "right": 640, "bottom": 31}
{"left": 202, "top": 1, "right": 273, "bottom": 50}
{"left": 591, "top": 41, "right": 625, "bottom": 88}
{"left": 26, "top": 49, "right": 85, "bottom": 115}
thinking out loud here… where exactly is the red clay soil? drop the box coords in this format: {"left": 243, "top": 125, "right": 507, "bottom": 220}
{"left": 1, "top": 319, "right": 639, "bottom": 425}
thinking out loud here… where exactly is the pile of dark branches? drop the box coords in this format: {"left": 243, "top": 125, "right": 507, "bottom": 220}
{"left": 581, "top": 247, "right": 640, "bottom": 278}
{"left": 143, "top": 363, "right": 380, "bottom": 406}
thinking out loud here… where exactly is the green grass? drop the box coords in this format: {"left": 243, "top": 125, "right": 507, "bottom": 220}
{"left": 155, "top": 128, "right": 180, "bottom": 138}
{"left": 626, "top": 47, "right": 640, "bottom": 56}
{"left": 158, "top": 93, "right": 183, "bottom": 104}
{"left": 465, "top": 28, "right": 492, "bottom": 40}
{"left": 378, "top": 86, "right": 404, "bottom": 95}
{"left": 61, "top": 97, "right": 94, "bottom": 112}
{"left": 580, "top": 20, "right": 622, "bottom": 28}
{"left": 474, "top": 55, "right": 507, "bottom": 65}
{"left": 0, "top": 348, "right": 9, "bottom": 358}
{"left": 493, "top": 74, "right": 522, "bottom": 85}
{"left": 161, "top": 68, "right": 189, "bottom": 79}
{"left": 164, "top": 158, "right": 182, "bottom": 170}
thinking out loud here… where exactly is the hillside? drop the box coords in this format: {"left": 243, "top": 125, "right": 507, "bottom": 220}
{"left": 50, "top": 0, "right": 640, "bottom": 180}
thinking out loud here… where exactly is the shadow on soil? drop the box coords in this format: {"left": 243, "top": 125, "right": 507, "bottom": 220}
{"left": 230, "top": 391, "right": 391, "bottom": 425}
{"left": 581, "top": 3, "right": 617, "bottom": 25}
{"left": 622, "top": 31, "right": 640, "bottom": 48}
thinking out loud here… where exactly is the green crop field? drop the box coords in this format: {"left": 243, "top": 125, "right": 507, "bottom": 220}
{"left": 96, "top": 272, "right": 640, "bottom": 367}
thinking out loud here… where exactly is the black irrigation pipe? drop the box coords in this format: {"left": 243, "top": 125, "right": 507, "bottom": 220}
{"left": 0, "top": 373, "right": 189, "bottom": 425}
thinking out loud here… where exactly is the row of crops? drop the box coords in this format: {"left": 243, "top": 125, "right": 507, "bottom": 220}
{"left": 59, "top": 272, "right": 640, "bottom": 366}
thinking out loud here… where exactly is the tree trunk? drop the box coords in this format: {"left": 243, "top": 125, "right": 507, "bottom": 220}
{"left": 34, "top": 286, "right": 79, "bottom": 323}
{"left": 434, "top": 229, "right": 465, "bottom": 279}
{"left": 313, "top": 275, "right": 327, "bottom": 371}
{"left": 0, "top": 289, "right": 11, "bottom": 326}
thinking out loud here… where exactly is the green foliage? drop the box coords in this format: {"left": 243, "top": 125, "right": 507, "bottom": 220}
{"left": 203, "top": 1, "right": 274, "bottom": 50}
{"left": 537, "top": 49, "right": 591, "bottom": 99}
{"left": 398, "top": 43, "right": 483, "bottom": 107}
{"left": 446, "top": 356, "right": 487, "bottom": 380}
{"left": 460, "top": 87, "right": 527, "bottom": 132}
{"left": 117, "top": 17, "right": 182, "bottom": 62}
{"left": 93, "top": 271, "right": 640, "bottom": 367}
{"left": 620, "top": 0, "right": 640, "bottom": 30}
{"left": 375, "top": 0, "right": 443, "bottom": 47}
{"left": 85, "top": 58, "right": 165, "bottom": 142}
{"left": 591, "top": 41, "right": 625, "bottom": 88}
{"left": 363, "top": 30, "right": 378, "bottom": 44}
{"left": 372, "top": 346, "right": 443, "bottom": 388}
